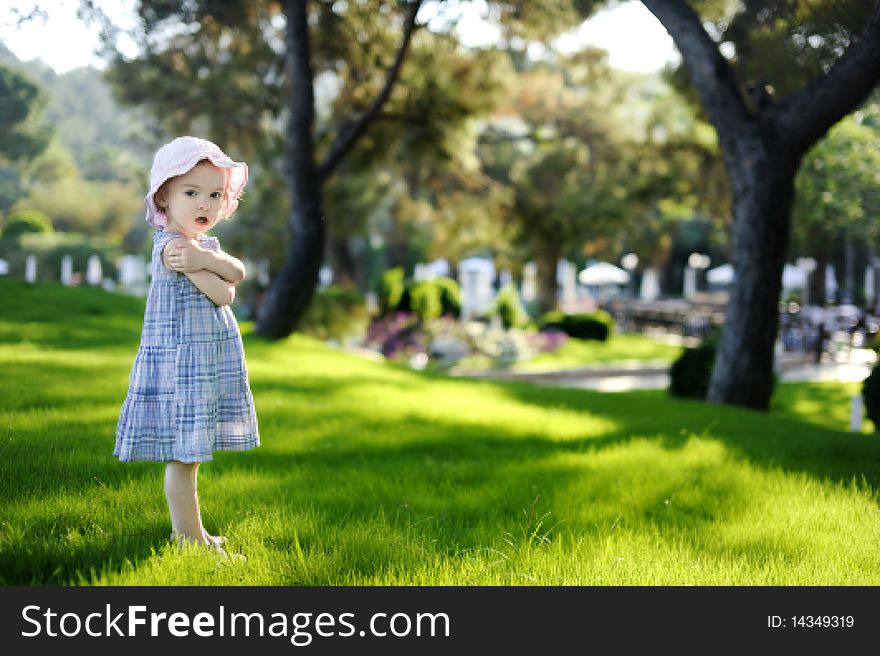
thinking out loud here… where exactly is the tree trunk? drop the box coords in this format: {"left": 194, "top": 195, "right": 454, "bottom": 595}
{"left": 809, "top": 244, "right": 829, "bottom": 308}
{"left": 706, "top": 139, "right": 796, "bottom": 408}
{"left": 535, "top": 249, "right": 560, "bottom": 315}
{"left": 844, "top": 233, "right": 856, "bottom": 302}
{"left": 255, "top": 0, "right": 422, "bottom": 338}
{"left": 329, "top": 234, "right": 358, "bottom": 289}
{"left": 255, "top": 0, "right": 322, "bottom": 339}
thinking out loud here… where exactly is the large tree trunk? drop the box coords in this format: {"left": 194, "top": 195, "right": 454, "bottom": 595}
{"left": 256, "top": 0, "right": 322, "bottom": 339}
{"left": 707, "top": 137, "right": 797, "bottom": 406}
{"left": 643, "top": 0, "right": 880, "bottom": 410}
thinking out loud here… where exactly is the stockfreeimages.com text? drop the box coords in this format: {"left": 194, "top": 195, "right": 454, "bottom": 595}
{"left": 21, "top": 604, "right": 451, "bottom": 645}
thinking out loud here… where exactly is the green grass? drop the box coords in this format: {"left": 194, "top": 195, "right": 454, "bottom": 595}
{"left": 519, "top": 331, "right": 683, "bottom": 370}
{"left": 2, "top": 278, "right": 880, "bottom": 586}
{"left": 453, "top": 331, "right": 683, "bottom": 372}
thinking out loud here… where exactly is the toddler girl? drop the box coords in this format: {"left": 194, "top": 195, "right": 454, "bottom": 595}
{"left": 115, "top": 136, "right": 260, "bottom": 556}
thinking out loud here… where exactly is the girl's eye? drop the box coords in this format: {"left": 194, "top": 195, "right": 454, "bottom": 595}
{"left": 210, "top": 192, "right": 222, "bottom": 199}
{"left": 185, "top": 190, "right": 197, "bottom": 197}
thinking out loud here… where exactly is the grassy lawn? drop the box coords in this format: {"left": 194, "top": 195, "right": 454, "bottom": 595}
{"left": 2, "top": 279, "right": 879, "bottom": 586}
{"left": 519, "top": 331, "right": 683, "bottom": 370}
{"left": 453, "top": 331, "right": 683, "bottom": 372}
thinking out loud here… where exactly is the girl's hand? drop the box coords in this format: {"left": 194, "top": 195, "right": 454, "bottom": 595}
{"left": 166, "top": 240, "right": 205, "bottom": 273}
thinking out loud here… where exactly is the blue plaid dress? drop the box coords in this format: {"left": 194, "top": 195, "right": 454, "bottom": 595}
{"left": 114, "top": 229, "right": 260, "bottom": 462}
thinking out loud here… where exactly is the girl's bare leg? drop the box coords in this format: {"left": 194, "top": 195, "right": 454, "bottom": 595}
{"left": 188, "top": 462, "right": 226, "bottom": 546}
{"left": 164, "top": 461, "right": 209, "bottom": 545}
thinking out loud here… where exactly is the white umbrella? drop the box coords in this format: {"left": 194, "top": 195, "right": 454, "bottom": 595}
{"left": 578, "top": 262, "right": 629, "bottom": 285}
{"left": 707, "top": 263, "right": 734, "bottom": 285}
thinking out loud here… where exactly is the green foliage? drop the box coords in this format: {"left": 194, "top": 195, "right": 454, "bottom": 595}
{"left": 13, "top": 176, "right": 144, "bottom": 244}
{"left": 490, "top": 284, "right": 527, "bottom": 330}
{"left": 1, "top": 208, "right": 53, "bottom": 241}
{"left": 0, "top": 65, "right": 50, "bottom": 162}
{"left": 793, "top": 106, "right": 880, "bottom": 251}
{"left": 668, "top": 340, "right": 717, "bottom": 400}
{"left": 711, "top": 0, "right": 876, "bottom": 98}
{"left": 432, "top": 277, "right": 462, "bottom": 318}
{"left": 861, "top": 364, "right": 880, "bottom": 432}
{"left": 297, "top": 285, "right": 370, "bottom": 343}
{"left": 408, "top": 280, "right": 444, "bottom": 322}
{"left": 0, "top": 231, "right": 120, "bottom": 282}
{"left": 0, "top": 46, "right": 150, "bottom": 181}
{"left": 403, "top": 277, "right": 462, "bottom": 322}
{"left": 378, "top": 267, "right": 405, "bottom": 316}
{"left": 0, "top": 64, "right": 52, "bottom": 213}
{"left": 538, "top": 310, "right": 614, "bottom": 341}
{"left": 379, "top": 270, "right": 461, "bottom": 322}
{"left": 478, "top": 51, "right": 713, "bottom": 310}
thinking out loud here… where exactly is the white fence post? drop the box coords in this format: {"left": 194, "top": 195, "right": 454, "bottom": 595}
{"left": 61, "top": 255, "right": 73, "bottom": 286}
{"left": 86, "top": 254, "right": 103, "bottom": 285}
{"left": 850, "top": 395, "right": 864, "bottom": 432}
{"left": 521, "top": 262, "right": 537, "bottom": 303}
{"left": 25, "top": 254, "right": 37, "bottom": 283}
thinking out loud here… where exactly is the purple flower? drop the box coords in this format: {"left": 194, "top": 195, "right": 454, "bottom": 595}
{"left": 527, "top": 329, "right": 568, "bottom": 353}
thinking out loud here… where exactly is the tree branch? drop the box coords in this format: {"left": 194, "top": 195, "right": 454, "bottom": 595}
{"left": 316, "top": 0, "right": 424, "bottom": 182}
{"left": 641, "top": 0, "right": 753, "bottom": 147}
{"left": 772, "top": 1, "right": 880, "bottom": 158}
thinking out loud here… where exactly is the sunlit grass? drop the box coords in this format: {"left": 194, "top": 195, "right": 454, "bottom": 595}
{"left": 455, "top": 331, "right": 683, "bottom": 372}
{"left": 1, "top": 279, "right": 879, "bottom": 586}
{"left": 519, "top": 331, "right": 683, "bottom": 370}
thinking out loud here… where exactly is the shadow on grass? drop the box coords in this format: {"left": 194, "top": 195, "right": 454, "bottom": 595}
{"left": 477, "top": 379, "right": 880, "bottom": 489}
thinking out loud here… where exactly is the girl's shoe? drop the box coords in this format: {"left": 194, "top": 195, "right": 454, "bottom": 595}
{"left": 169, "top": 531, "right": 245, "bottom": 561}
{"left": 209, "top": 540, "right": 247, "bottom": 562}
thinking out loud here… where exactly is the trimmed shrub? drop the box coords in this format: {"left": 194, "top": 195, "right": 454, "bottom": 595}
{"left": 1, "top": 209, "right": 53, "bottom": 242}
{"left": 378, "top": 267, "right": 405, "bottom": 316}
{"left": 384, "top": 274, "right": 462, "bottom": 322}
{"left": 862, "top": 364, "right": 880, "bottom": 431}
{"left": 668, "top": 340, "right": 716, "bottom": 400}
{"left": 1, "top": 231, "right": 119, "bottom": 282}
{"left": 433, "top": 276, "right": 462, "bottom": 318}
{"left": 537, "top": 310, "right": 614, "bottom": 341}
{"left": 490, "top": 284, "right": 527, "bottom": 330}
{"left": 298, "top": 285, "right": 370, "bottom": 342}
{"left": 409, "top": 280, "right": 443, "bottom": 322}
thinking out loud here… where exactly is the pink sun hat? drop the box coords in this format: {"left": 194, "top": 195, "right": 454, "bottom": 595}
{"left": 144, "top": 136, "right": 249, "bottom": 228}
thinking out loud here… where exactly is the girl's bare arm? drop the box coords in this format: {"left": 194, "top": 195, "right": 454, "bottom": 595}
{"left": 163, "top": 240, "right": 235, "bottom": 306}
{"left": 165, "top": 238, "right": 246, "bottom": 284}
{"left": 184, "top": 270, "right": 236, "bottom": 306}
{"left": 196, "top": 247, "right": 246, "bottom": 284}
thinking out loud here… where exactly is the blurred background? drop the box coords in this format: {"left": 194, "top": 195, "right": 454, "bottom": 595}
{"left": 1, "top": 0, "right": 878, "bottom": 380}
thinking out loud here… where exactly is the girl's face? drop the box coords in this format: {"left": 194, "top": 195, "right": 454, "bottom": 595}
{"left": 155, "top": 161, "right": 228, "bottom": 239}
